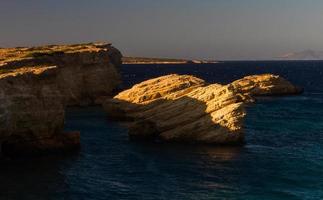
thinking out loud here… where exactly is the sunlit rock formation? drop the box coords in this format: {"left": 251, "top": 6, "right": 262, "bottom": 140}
{"left": 0, "top": 43, "right": 122, "bottom": 156}
{"left": 104, "top": 74, "right": 302, "bottom": 144}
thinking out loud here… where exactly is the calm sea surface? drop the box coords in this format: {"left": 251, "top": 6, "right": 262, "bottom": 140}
{"left": 1, "top": 61, "right": 323, "bottom": 200}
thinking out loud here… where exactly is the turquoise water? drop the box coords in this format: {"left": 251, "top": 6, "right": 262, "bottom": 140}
{"left": 0, "top": 61, "right": 322, "bottom": 199}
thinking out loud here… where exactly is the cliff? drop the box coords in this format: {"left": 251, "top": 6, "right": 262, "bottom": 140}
{"left": 104, "top": 74, "right": 302, "bottom": 144}
{"left": 0, "top": 43, "right": 122, "bottom": 156}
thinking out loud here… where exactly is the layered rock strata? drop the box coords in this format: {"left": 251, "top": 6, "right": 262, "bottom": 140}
{"left": 104, "top": 74, "right": 302, "bottom": 144}
{"left": 0, "top": 43, "right": 122, "bottom": 156}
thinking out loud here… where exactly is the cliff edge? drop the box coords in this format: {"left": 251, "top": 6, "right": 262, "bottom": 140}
{"left": 0, "top": 43, "right": 122, "bottom": 156}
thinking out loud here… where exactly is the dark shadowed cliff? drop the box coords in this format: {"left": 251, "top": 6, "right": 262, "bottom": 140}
{"left": 0, "top": 43, "right": 122, "bottom": 156}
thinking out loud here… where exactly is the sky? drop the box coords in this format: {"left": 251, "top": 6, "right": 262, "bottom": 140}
{"left": 1, "top": 0, "right": 323, "bottom": 60}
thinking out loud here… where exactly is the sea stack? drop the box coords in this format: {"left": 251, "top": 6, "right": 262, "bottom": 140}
{"left": 104, "top": 74, "right": 302, "bottom": 144}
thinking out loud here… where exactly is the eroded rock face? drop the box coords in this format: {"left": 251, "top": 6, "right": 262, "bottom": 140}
{"left": 0, "top": 43, "right": 122, "bottom": 156}
{"left": 230, "top": 74, "right": 303, "bottom": 96}
{"left": 103, "top": 74, "right": 302, "bottom": 144}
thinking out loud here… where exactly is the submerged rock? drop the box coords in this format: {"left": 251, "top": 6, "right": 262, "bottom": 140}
{"left": 104, "top": 74, "right": 302, "bottom": 144}
{"left": 0, "top": 43, "right": 122, "bottom": 156}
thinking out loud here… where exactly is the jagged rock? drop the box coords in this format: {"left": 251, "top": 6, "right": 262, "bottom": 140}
{"left": 103, "top": 74, "right": 302, "bottom": 144}
{"left": 0, "top": 43, "right": 122, "bottom": 156}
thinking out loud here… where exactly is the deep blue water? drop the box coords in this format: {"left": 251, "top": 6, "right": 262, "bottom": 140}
{"left": 1, "top": 61, "right": 323, "bottom": 200}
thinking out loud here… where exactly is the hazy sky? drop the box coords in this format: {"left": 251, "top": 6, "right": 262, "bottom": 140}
{"left": 1, "top": 0, "right": 323, "bottom": 60}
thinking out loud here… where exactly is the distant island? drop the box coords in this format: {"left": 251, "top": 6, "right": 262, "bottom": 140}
{"left": 279, "top": 50, "right": 323, "bottom": 60}
{"left": 122, "top": 57, "right": 218, "bottom": 64}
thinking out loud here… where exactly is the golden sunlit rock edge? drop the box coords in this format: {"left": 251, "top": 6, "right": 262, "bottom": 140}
{"left": 0, "top": 43, "right": 302, "bottom": 156}
{"left": 104, "top": 74, "right": 302, "bottom": 145}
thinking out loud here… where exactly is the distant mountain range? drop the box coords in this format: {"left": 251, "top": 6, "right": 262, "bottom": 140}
{"left": 279, "top": 50, "right": 323, "bottom": 60}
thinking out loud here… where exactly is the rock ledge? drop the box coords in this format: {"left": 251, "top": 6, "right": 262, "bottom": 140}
{"left": 0, "top": 43, "right": 122, "bottom": 156}
{"left": 104, "top": 74, "right": 302, "bottom": 144}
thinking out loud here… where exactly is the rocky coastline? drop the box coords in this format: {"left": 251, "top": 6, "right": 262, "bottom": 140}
{"left": 104, "top": 74, "right": 302, "bottom": 144}
{"left": 0, "top": 43, "right": 122, "bottom": 156}
{"left": 0, "top": 43, "right": 302, "bottom": 157}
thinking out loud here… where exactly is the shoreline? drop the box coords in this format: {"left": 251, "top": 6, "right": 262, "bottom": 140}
{"left": 122, "top": 57, "right": 218, "bottom": 65}
{"left": 122, "top": 61, "right": 220, "bottom": 65}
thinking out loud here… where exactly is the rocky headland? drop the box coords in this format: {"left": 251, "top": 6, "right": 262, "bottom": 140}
{"left": 122, "top": 57, "right": 217, "bottom": 64}
{"left": 104, "top": 74, "right": 302, "bottom": 144}
{"left": 0, "top": 43, "right": 122, "bottom": 156}
{"left": 0, "top": 43, "right": 303, "bottom": 156}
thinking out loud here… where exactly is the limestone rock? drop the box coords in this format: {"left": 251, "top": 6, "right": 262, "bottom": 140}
{"left": 0, "top": 43, "right": 122, "bottom": 156}
{"left": 114, "top": 74, "right": 206, "bottom": 104}
{"left": 230, "top": 74, "right": 303, "bottom": 96}
{"left": 104, "top": 74, "right": 302, "bottom": 144}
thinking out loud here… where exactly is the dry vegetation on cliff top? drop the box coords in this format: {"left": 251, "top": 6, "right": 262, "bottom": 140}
{"left": 0, "top": 43, "right": 111, "bottom": 67}
{"left": 0, "top": 43, "right": 113, "bottom": 77}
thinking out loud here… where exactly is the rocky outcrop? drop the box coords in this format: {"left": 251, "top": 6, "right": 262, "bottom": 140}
{"left": 0, "top": 43, "right": 122, "bottom": 156}
{"left": 230, "top": 74, "right": 303, "bottom": 96}
{"left": 103, "top": 74, "right": 302, "bottom": 144}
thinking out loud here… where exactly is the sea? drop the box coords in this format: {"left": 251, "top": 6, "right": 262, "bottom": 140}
{"left": 0, "top": 61, "right": 322, "bottom": 200}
